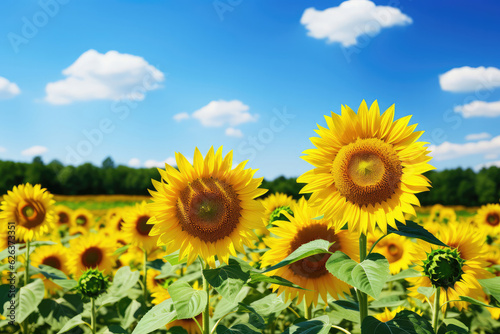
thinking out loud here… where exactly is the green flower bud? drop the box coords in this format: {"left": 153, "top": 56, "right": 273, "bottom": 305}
{"left": 77, "top": 268, "right": 110, "bottom": 298}
{"left": 422, "top": 248, "right": 465, "bottom": 288}
{"left": 269, "top": 205, "right": 293, "bottom": 224}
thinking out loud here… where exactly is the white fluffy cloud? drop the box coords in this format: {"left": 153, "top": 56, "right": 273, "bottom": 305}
{"left": 128, "top": 158, "right": 141, "bottom": 167}
{"left": 225, "top": 127, "right": 244, "bottom": 138}
{"left": 465, "top": 132, "right": 491, "bottom": 141}
{"left": 144, "top": 157, "right": 176, "bottom": 169}
{"left": 485, "top": 153, "right": 498, "bottom": 160}
{"left": 429, "top": 135, "right": 500, "bottom": 161}
{"left": 454, "top": 100, "right": 500, "bottom": 118}
{"left": 0, "top": 147, "right": 6, "bottom": 153}
{"left": 475, "top": 160, "right": 500, "bottom": 170}
{"left": 439, "top": 66, "right": 500, "bottom": 93}
{"left": 173, "top": 112, "right": 190, "bottom": 122}
{"left": 300, "top": 0, "right": 412, "bottom": 47}
{"left": 0, "top": 77, "right": 20, "bottom": 99}
{"left": 192, "top": 100, "right": 257, "bottom": 127}
{"left": 21, "top": 145, "right": 48, "bottom": 156}
{"left": 45, "top": 50, "right": 164, "bottom": 105}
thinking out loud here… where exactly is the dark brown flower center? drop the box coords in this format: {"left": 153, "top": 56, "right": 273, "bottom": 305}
{"left": 81, "top": 247, "right": 103, "bottom": 268}
{"left": 176, "top": 177, "right": 241, "bottom": 243}
{"left": 386, "top": 243, "right": 403, "bottom": 262}
{"left": 136, "top": 215, "right": 153, "bottom": 236}
{"left": 332, "top": 138, "right": 402, "bottom": 207}
{"left": 486, "top": 213, "right": 500, "bottom": 227}
{"left": 58, "top": 212, "right": 70, "bottom": 224}
{"left": 16, "top": 199, "right": 46, "bottom": 229}
{"left": 43, "top": 256, "right": 62, "bottom": 270}
{"left": 289, "top": 224, "right": 341, "bottom": 279}
{"left": 76, "top": 215, "right": 88, "bottom": 226}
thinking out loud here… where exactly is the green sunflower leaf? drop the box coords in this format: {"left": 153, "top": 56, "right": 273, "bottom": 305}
{"left": 361, "top": 310, "right": 434, "bottom": 334}
{"left": 168, "top": 280, "right": 207, "bottom": 319}
{"left": 8, "top": 278, "right": 45, "bottom": 323}
{"left": 479, "top": 277, "right": 500, "bottom": 302}
{"left": 387, "top": 268, "right": 421, "bottom": 282}
{"left": 132, "top": 298, "right": 177, "bottom": 334}
{"left": 203, "top": 258, "right": 252, "bottom": 303}
{"left": 326, "top": 252, "right": 390, "bottom": 299}
{"left": 56, "top": 314, "right": 87, "bottom": 334}
{"left": 387, "top": 220, "right": 447, "bottom": 247}
{"left": 263, "top": 239, "right": 332, "bottom": 273}
{"left": 282, "top": 315, "right": 331, "bottom": 334}
{"left": 215, "top": 324, "right": 260, "bottom": 334}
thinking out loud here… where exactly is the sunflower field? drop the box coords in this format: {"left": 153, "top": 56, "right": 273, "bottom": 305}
{"left": 1, "top": 101, "right": 499, "bottom": 334}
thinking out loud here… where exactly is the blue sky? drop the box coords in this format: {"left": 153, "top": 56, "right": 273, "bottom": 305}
{"left": 1, "top": 0, "right": 500, "bottom": 179}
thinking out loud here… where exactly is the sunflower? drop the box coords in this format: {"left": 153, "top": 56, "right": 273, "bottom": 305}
{"left": 407, "top": 222, "right": 494, "bottom": 311}
{"left": 262, "top": 198, "right": 358, "bottom": 306}
{"left": 146, "top": 269, "right": 167, "bottom": 294}
{"left": 148, "top": 147, "right": 267, "bottom": 267}
{"left": 297, "top": 101, "right": 434, "bottom": 235}
{"left": 0, "top": 183, "right": 55, "bottom": 241}
{"left": 260, "top": 193, "right": 296, "bottom": 233}
{"left": 370, "top": 233, "right": 414, "bottom": 274}
{"left": 151, "top": 288, "right": 171, "bottom": 305}
{"left": 122, "top": 201, "right": 158, "bottom": 253}
{"left": 166, "top": 313, "right": 203, "bottom": 334}
{"left": 475, "top": 204, "right": 500, "bottom": 235}
{"left": 106, "top": 208, "right": 127, "bottom": 235}
{"left": 374, "top": 306, "right": 423, "bottom": 322}
{"left": 71, "top": 208, "right": 94, "bottom": 229}
{"left": 485, "top": 245, "right": 500, "bottom": 276}
{"left": 31, "top": 244, "right": 69, "bottom": 294}
{"left": 54, "top": 205, "right": 73, "bottom": 227}
{"left": 68, "top": 233, "right": 115, "bottom": 278}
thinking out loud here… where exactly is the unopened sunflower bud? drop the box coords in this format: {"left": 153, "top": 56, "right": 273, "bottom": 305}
{"left": 423, "top": 248, "right": 465, "bottom": 288}
{"left": 77, "top": 268, "right": 110, "bottom": 298}
{"left": 269, "top": 205, "right": 294, "bottom": 224}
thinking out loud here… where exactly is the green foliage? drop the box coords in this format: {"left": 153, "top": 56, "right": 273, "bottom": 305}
{"left": 282, "top": 315, "right": 331, "bottom": 334}
{"left": 168, "top": 281, "right": 207, "bottom": 319}
{"left": 361, "top": 311, "right": 435, "bottom": 334}
{"left": 326, "top": 252, "right": 390, "bottom": 299}
{"left": 387, "top": 221, "right": 447, "bottom": 247}
{"left": 263, "top": 239, "right": 332, "bottom": 273}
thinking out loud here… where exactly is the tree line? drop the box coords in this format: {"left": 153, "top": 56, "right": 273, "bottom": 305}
{"left": 0, "top": 157, "right": 498, "bottom": 206}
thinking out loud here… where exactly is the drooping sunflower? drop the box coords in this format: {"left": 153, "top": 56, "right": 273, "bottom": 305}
{"left": 257, "top": 193, "right": 296, "bottom": 237}
{"left": 475, "top": 204, "right": 500, "bottom": 235}
{"left": 370, "top": 233, "right": 414, "bottom": 274}
{"left": 148, "top": 147, "right": 267, "bottom": 267}
{"left": 71, "top": 208, "right": 94, "bottom": 229}
{"left": 261, "top": 198, "right": 358, "bottom": 306}
{"left": 407, "top": 222, "right": 494, "bottom": 311}
{"left": 54, "top": 205, "right": 73, "bottom": 227}
{"left": 0, "top": 183, "right": 55, "bottom": 241}
{"left": 31, "top": 244, "right": 70, "bottom": 294}
{"left": 122, "top": 201, "right": 158, "bottom": 253}
{"left": 68, "top": 233, "right": 115, "bottom": 278}
{"left": 297, "top": 101, "right": 434, "bottom": 235}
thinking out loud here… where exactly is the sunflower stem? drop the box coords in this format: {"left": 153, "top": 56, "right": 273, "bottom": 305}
{"left": 143, "top": 249, "right": 148, "bottom": 305}
{"left": 432, "top": 287, "right": 441, "bottom": 333}
{"left": 203, "top": 264, "right": 210, "bottom": 334}
{"left": 21, "top": 240, "right": 31, "bottom": 334}
{"left": 303, "top": 300, "right": 312, "bottom": 319}
{"left": 91, "top": 297, "right": 96, "bottom": 334}
{"left": 358, "top": 233, "right": 368, "bottom": 325}
{"left": 24, "top": 240, "right": 31, "bottom": 286}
